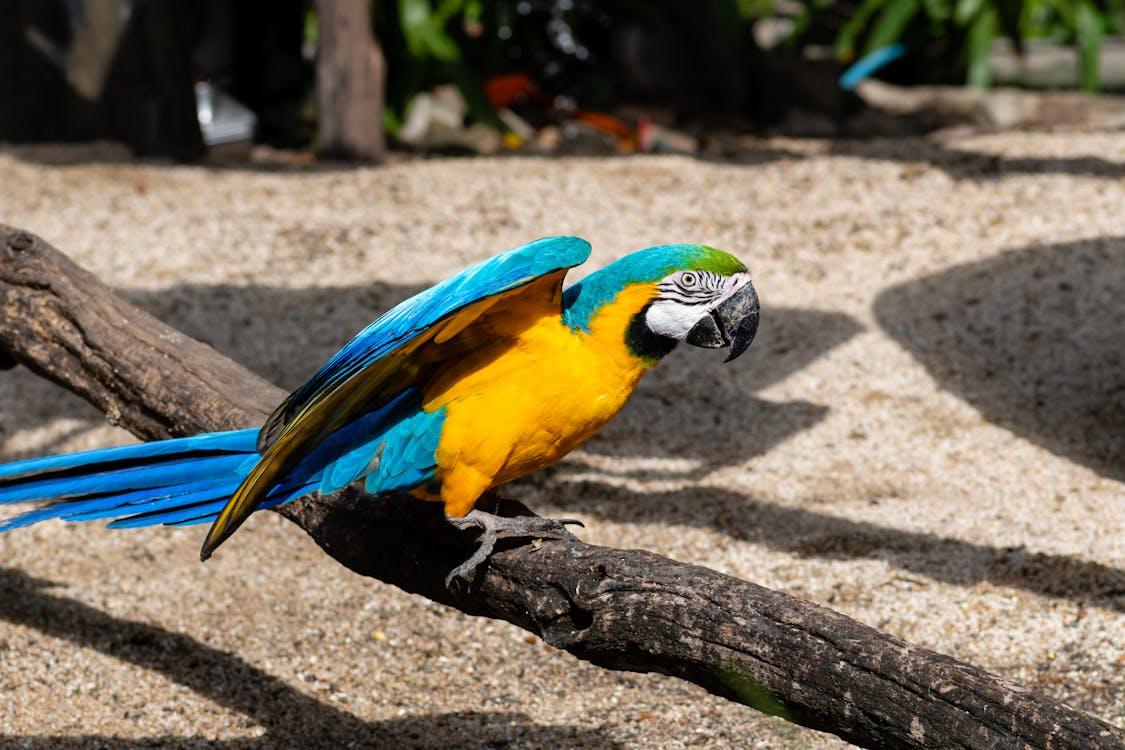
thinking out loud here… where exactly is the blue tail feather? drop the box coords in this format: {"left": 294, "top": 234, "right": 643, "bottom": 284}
{"left": 108, "top": 497, "right": 236, "bottom": 528}
{"left": 0, "top": 396, "right": 439, "bottom": 534}
{"left": 0, "top": 430, "right": 259, "bottom": 481}
{"left": 108, "top": 480, "right": 318, "bottom": 529}
{"left": 0, "top": 477, "right": 238, "bottom": 530}
{"left": 65, "top": 478, "right": 242, "bottom": 523}
{"left": 0, "top": 453, "right": 251, "bottom": 504}
{"left": 0, "top": 429, "right": 260, "bottom": 531}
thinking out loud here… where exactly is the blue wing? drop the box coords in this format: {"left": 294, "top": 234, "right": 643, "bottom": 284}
{"left": 258, "top": 235, "right": 591, "bottom": 449}
{"left": 200, "top": 235, "right": 591, "bottom": 558}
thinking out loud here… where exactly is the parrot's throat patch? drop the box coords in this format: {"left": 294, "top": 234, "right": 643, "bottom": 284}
{"left": 626, "top": 305, "right": 677, "bottom": 363}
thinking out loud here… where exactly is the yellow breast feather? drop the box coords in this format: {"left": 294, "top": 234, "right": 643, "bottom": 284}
{"left": 423, "top": 282, "right": 660, "bottom": 517}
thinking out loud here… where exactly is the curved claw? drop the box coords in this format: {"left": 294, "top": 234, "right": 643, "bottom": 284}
{"left": 445, "top": 509, "right": 584, "bottom": 588}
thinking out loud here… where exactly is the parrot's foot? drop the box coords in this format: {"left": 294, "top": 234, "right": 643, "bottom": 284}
{"left": 445, "top": 509, "right": 584, "bottom": 588}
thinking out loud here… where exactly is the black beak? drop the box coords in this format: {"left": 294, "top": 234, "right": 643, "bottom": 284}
{"left": 684, "top": 279, "right": 759, "bottom": 362}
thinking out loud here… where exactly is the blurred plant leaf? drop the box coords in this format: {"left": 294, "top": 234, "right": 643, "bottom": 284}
{"left": 993, "top": 0, "right": 1024, "bottom": 47}
{"left": 864, "top": 0, "right": 922, "bottom": 55}
{"left": 837, "top": 0, "right": 891, "bottom": 59}
{"left": 399, "top": 0, "right": 462, "bottom": 61}
{"left": 922, "top": 0, "right": 953, "bottom": 22}
{"left": 966, "top": 4, "right": 998, "bottom": 86}
{"left": 383, "top": 106, "right": 403, "bottom": 136}
{"left": 1075, "top": 0, "right": 1103, "bottom": 89}
{"left": 954, "top": 0, "right": 982, "bottom": 25}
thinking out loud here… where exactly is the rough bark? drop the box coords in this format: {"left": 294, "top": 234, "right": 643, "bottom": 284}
{"left": 0, "top": 225, "right": 1121, "bottom": 750}
{"left": 314, "top": 0, "right": 386, "bottom": 161}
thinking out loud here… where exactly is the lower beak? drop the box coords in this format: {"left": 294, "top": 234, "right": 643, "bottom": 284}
{"left": 684, "top": 280, "right": 759, "bottom": 362}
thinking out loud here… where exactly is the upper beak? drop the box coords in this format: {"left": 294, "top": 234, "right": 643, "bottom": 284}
{"left": 684, "top": 278, "right": 759, "bottom": 362}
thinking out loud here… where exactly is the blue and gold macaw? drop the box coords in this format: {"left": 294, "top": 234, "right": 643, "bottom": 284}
{"left": 0, "top": 237, "right": 759, "bottom": 582}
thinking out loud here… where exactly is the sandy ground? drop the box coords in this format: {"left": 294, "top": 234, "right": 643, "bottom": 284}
{"left": 0, "top": 132, "right": 1122, "bottom": 749}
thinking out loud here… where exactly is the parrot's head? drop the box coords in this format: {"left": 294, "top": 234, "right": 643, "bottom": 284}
{"left": 562, "top": 244, "right": 759, "bottom": 363}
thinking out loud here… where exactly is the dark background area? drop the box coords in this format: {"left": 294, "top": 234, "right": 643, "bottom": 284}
{"left": 2, "top": 0, "right": 1123, "bottom": 160}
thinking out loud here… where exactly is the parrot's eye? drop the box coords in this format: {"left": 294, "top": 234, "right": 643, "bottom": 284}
{"left": 680, "top": 272, "right": 698, "bottom": 288}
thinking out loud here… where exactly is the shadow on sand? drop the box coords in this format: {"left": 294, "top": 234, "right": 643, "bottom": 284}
{"left": 874, "top": 237, "right": 1124, "bottom": 482}
{"left": 0, "top": 567, "right": 619, "bottom": 750}
{"left": 541, "top": 480, "right": 1125, "bottom": 613}
{"left": 828, "top": 138, "right": 1125, "bottom": 180}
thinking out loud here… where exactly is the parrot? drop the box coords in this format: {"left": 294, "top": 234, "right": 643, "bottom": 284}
{"left": 0, "top": 237, "right": 759, "bottom": 584}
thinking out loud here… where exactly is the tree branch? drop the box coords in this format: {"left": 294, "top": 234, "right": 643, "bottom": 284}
{"left": 0, "top": 225, "right": 1120, "bottom": 750}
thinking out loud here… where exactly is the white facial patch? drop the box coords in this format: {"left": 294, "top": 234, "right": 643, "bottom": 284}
{"left": 645, "top": 297, "right": 708, "bottom": 339}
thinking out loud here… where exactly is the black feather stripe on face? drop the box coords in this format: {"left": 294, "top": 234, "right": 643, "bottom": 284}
{"left": 626, "top": 303, "right": 678, "bottom": 362}
{"left": 656, "top": 270, "right": 726, "bottom": 305}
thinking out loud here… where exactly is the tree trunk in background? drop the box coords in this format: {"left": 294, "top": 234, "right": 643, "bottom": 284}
{"left": 315, "top": 0, "right": 386, "bottom": 161}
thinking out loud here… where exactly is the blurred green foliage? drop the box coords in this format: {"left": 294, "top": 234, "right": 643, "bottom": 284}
{"left": 847, "top": 0, "right": 1124, "bottom": 90}
{"left": 363, "top": 0, "right": 1125, "bottom": 132}
{"left": 371, "top": 0, "right": 749, "bottom": 130}
{"left": 742, "top": 0, "right": 1125, "bottom": 89}
{"left": 376, "top": 0, "right": 496, "bottom": 129}
{"left": 376, "top": 0, "right": 596, "bottom": 129}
